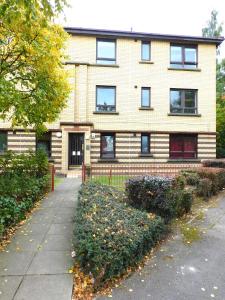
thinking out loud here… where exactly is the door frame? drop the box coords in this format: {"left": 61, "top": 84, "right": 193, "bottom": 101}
{"left": 68, "top": 132, "right": 85, "bottom": 168}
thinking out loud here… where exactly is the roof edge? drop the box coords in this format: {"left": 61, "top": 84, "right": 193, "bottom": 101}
{"left": 64, "top": 27, "right": 224, "bottom": 45}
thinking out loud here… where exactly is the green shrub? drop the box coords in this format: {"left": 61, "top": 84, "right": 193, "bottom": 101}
{"left": 196, "top": 178, "right": 213, "bottom": 200}
{"left": 125, "top": 176, "right": 192, "bottom": 222}
{"left": 73, "top": 182, "right": 166, "bottom": 287}
{"left": 167, "top": 189, "right": 193, "bottom": 217}
{"left": 194, "top": 167, "right": 225, "bottom": 195}
{"left": 180, "top": 170, "right": 200, "bottom": 186}
{"left": 0, "top": 150, "right": 49, "bottom": 238}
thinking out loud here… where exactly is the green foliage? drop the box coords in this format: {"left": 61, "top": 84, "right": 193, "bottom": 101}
{"left": 180, "top": 170, "right": 200, "bottom": 186}
{"left": 73, "top": 182, "right": 166, "bottom": 287}
{"left": 0, "top": 1, "right": 70, "bottom": 133}
{"left": 0, "top": 150, "right": 49, "bottom": 238}
{"left": 202, "top": 10, "right": 223, "bottom": 38}
{"left": 125, "top": 176, "right": 192, "bottom": 222}
{"left": 196, "top": 178, "right": 213, "bottom": 200}
{"left": 191, "top": 167, "right": 225, "bottom": 200}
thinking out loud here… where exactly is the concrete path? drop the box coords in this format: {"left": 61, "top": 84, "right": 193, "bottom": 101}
{"left": 99, "top": 194, "right": 225, "bottom": 300}
{"left": 0, "top": 178, "right": 81, "bottom": 300}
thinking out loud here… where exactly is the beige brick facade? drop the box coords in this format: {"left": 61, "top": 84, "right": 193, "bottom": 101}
{"left": 0, "top": 28, "right": 222, "bottom": 174}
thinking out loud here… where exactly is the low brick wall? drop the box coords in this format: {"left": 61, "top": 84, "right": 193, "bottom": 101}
{"left": 91, "top": 163, "right": 202, "bottom": 178}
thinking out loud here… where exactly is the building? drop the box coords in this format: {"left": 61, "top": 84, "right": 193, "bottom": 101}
{"left": 0, "top": 28, "right": 223, "bottom": 175}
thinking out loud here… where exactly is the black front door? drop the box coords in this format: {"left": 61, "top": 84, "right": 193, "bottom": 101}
{"left": 68, "top": 133, "right": 84, "bottom": 166}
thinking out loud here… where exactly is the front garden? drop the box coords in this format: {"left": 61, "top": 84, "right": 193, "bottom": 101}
{"left": 0, "top": 150, "right": 50, "bottom": 240}
{"left": 72, "top": 161, "right": 225, "bottom": 299}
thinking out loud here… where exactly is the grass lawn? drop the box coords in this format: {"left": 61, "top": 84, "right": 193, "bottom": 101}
{"left": 54, "top": 176, "right": 64, "bottom": 187}
{"left": 91, "top": 175, "right": 131, "bottom": 188}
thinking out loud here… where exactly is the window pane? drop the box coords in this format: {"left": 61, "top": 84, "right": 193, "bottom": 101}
{"left": 141, "top": 134, "right": 149, "bottom": 153}
{"left": 0, "top": 132, "right": 7, "bottom": 153}
{"left": 97, "top": 40, "right": 115, "bottom": 59}
{"left": 171, "top": 46, "right": 182, "bottom": 62}
{"left": 101, "top": 134, "right": 115, "bottom": 158}
{"left": 96, "top": 87, "right": 115, "bottom": 112}
{"left": 141, "top": 88, "right": 150, "bottom": 107}
{"left": 96, "top": 59, "right": 115, "bottom": 65}
{"left": 185, "top": 90, "right": 196, "bottom": 108}
{"left": 142, "top": 42, "right": 150, "bottom": 60}
{"left": 185, "top": 48, "right": 196, "bottom": 63}
{"left": 36, "top": 133, "right": 51, "bottom": 157}
{"left": 170, "top": 135, "right": 197, "bottom": 159}
{"left": 170, "top": 90, "right": 182, "bottom": 112}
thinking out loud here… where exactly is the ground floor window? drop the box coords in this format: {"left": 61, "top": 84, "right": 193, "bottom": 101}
{"left": 0, "top": 131, "right": 7, "bottom": 153}
{"left": 100, "top": 133, "right": 115, "bottom": 158}
{"left": 170, "top": 134, "right": 197, "bottom": 159}
{"left": 141, "top": 133, "right": 150, "bottom": 153}
{"left": 36, "top": 132, "right": 51, "bottom": 157}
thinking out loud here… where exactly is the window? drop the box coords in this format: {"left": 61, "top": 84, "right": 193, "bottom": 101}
{"left": 170, "top": 89, "right": 197, "bottom": 114}
{"left": 100, "top": 133, "right": 115, "bottom": 158}
{"left": 96, "top": 39, "right": 116, "bottom": 64}
{"left": 170, "top": 44, "right": 197, "bottom": 69}
{"left": 0, "top": 131, "right": 7, "bottom": 153}
{"left": 141, "top": 41, "right": 151, "bottom": 61}
{"left": 141, "top": 133, "right": 150, "bottom": 154}
{"left": 96, "top": 86, "right": 116, "bottom": 112}
{"left": 170, "top": 134, "right": 197, "bottom": 159}
{"left": 141, "top": 87, "right": 151, "bottom": 107}
{"left": 36, "top": 132, "right": 51, "bottom": 157}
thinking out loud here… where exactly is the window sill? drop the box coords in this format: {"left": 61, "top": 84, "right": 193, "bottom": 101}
{"left": 139, "top": 61, "right": 154, "bottom": 64}
{"left": 139, "top": 107, "right": 154, "bottom": 111}
{"left": 168, "top": 67, "right": 201, "bottom": 72}
{"left": 98, "top": 158, "right": 118, "bottom": 163}
{"left": 167, "top": 113, "right": 202, "bottom": 118}
{"left": 168, "top": 113, "right": 201, "bottom": 117}
{"left": 167, "top": 159, "right": 201, "bottom": 163}
{"left": 138, "top": 153, "right": 154, "bottom": 158}
{"left": 93, "top": 111, "right": 119, "bottom": 115}
{"left": 90, "top": 63, "right": 119, "bottom": 68}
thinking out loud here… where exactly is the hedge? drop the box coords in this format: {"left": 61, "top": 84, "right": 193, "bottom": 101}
{"left": 125, "top": 176, "right": 193, "bottom": 222}
{"left": 202, "top": 159, "right": 225, "bottom": 169}
{"left": 73, "top": 182, "right": 166, "bottom": 287}
{"left": 192, "top": 167, "right": 225, "bottom": 199}
{"left": 0, "top": 150, "right": 49, "bottom": 238}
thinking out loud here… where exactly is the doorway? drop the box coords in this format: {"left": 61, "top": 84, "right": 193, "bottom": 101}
{"left": 68, "top": 133, "right": 84, "bottom": 167}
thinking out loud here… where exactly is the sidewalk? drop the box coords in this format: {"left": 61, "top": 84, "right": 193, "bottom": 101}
{"left": 98, "top": 194, "right": 225, "bottom": 300}
{"left": 0, "top": 178, "right": 81, "bottom": 300}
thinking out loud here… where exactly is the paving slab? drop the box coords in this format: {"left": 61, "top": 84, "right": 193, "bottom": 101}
{"left": 0, "top": 276, "right": 23, "bottom": 300}
{"left": 0, "top": 252, "right": 35, "bottom": 276}
{"left": 41, "top": 234, "right": 73, "bottom": 251}
{"left": 0, "top": 178, "right": 81, "bottom": 299}
{"left": 14, "top": 275, "right": 73, "bottom": 300}
{"left": 7, "top": 234, "right": 44, "bottom": 252}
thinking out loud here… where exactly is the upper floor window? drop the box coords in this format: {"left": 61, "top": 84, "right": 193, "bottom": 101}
{"left": 36, "top": 132, "right": 51, "bottom": 157}
{"left": 141, "top": 133, "right": 150, "bottom": 154}
{"left": 96, "top": 39, "right": 116, "bottom": 64}
{"left": 0, "top": 131, "right": 7, "bottom": 154}
{"left": 170, "top": 134, "right": 197, "bottom": 159}
{"left": 170, "top": 89, "right": 197, "bottom": 114}
{"left": 100, "top": 133, "right": 115, "bottom": 158}
{"left": 170, "top": 44, "right": 197, "bottom": 69}
{"left": 141, "top": 87, "right": 151, "bottom": 107}
{"left": 141, "top": 41, "right": 151, "bottom": 61}
{"left": 96, "top": 86, "right": 116, "bottom": 112}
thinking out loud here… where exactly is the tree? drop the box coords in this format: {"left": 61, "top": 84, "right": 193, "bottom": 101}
{"left": 202, "top": 10, "right": 225, "bottom": 157}
{"left": 202, "top": 9, "right": 223, "bottom": 38}
{"left": 0, "top": 0, "right": 70, "bottom": 132}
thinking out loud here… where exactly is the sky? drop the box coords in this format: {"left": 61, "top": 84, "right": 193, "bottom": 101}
{"left": 57, "top": 0, "right": 225, "bottom": 57}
